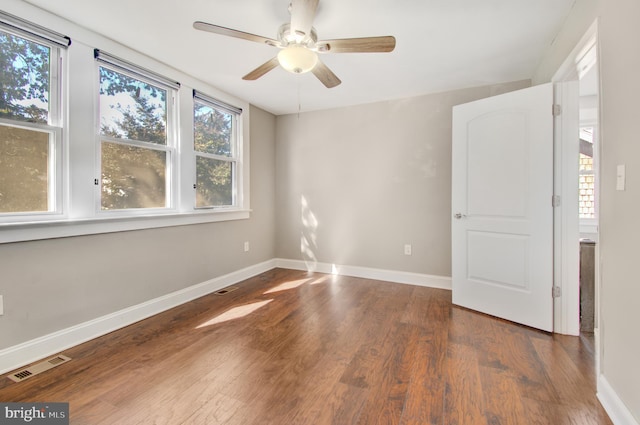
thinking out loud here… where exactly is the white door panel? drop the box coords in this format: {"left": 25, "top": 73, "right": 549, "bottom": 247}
{"left": 452, "top": 83, "right": 554, "bottom": 332}
{"left": 467, "top": 111, "right": 528, "bottom": 218}
{"left": 467, "top": 231, "right": 530, "bottom": 289}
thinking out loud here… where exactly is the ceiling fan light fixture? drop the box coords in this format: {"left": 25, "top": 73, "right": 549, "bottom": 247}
{"left": 277, "top": 45, "right": 318, "bottom": 74}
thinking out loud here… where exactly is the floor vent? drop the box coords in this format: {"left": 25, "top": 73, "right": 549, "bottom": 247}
{"left": 214, "top": 286, "right": 238, "bottom": 296}
{"left": 7, "top": 355, "right": 71, "bottom": 383}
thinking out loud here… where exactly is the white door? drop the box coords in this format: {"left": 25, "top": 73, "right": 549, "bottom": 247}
{"left": 452, "top": 83, "right": 554, "bottom": 332}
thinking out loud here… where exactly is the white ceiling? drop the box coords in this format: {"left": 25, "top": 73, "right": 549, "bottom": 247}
{"left": 24, "top": 0, "right": 576, "bottom": 115}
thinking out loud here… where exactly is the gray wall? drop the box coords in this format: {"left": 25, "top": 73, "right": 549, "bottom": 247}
{"left": 0, "top": 105, "right": 276, "bottom": 350}
{"left": 598, "top": 1, "right": 640, "bottom": 419}
{"left": 534, "top": 0, "right": 640, "bottom": 420}
{"left": 275, "top": 80, "right": 530, "bottom": 277}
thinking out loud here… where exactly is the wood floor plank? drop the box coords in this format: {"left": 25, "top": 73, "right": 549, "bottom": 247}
{"left": 478, "top": 365, "right": 527, "bottom": 425}
{"left": 530, "top": 336, "right": 595, "bottom": 404}
{"left": 180, "top": 392, "right": 247, "bottom": 425}
{"left": 529, "top": 336, "right": 613, "bottom": 424}
{"left": 399, "top": 287, "right": 451, "bottom": 425}
{"left": 284, "top": 281, "right": 393, "bottom": 424}
{"left": 0, "top": 269, "right": 610, "bottom": 425}
{"left": 354, "top": 322, "right": 419, "bottom": 425}
{"left": 444, "top": 342, "right": 487, "bottom": 425}
{"left": 482, "top": 319, "right": 561, "bottom": 403}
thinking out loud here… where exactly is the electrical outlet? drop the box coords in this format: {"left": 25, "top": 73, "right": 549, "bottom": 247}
{"left": 244, "top": 241, "right": 250, "bottom": 252}
{"left": 404, "top": 244, "right": 412, "bottom": 256}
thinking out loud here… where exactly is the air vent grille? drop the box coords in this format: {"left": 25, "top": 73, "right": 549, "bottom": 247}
{"left": 13, "top": 370, "right": 33, "bottom": 380}
{"left": 7, "top": 355, "right": 71, "bottom": 383}
{"left": 214, "top": 286, "right": 238, "bottom": 296}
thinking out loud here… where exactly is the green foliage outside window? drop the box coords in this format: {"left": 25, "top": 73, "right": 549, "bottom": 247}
{"left": 0, "top": 31, "right": 50, "bottom": 123}
{"left": 194, "top": 103, "right": 232, "bottom": 156}
{"left": 194, "top": 102, "right": 234, "bottom": 207}
{"left": 99, "top": 66, "right": 168, "bottom": 210}
{"left": 0, "top": 30, "right": 52, "bottom": 214}
{"left": 0, "top": 125, "right": 49, "bottom": 212}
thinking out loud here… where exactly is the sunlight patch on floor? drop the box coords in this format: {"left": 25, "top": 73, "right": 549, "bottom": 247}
{"left": 196, "top": 300, "right": 273, "bottom": 328}
{"left": 263, "top": 278, "right": 312, "bottom": 294}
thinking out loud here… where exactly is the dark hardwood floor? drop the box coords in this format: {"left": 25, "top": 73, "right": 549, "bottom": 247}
{"left": 0, "top": 268, "right": 612, "bottom": 424}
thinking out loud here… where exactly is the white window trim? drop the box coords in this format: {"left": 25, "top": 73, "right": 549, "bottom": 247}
{"left": 0, "top": 18, "right": 251, "bottom": 244}
{"left": 0, "top": 19, "right": 66, "bottom": 223}
{"left": 193, "top": 90, "right": 243, "bottom": 210}
{"left": 0, "top": 10, "right": 70, "bottom": 48}
{"left": 0, "top": 210, "right": 251, "bottom": 243}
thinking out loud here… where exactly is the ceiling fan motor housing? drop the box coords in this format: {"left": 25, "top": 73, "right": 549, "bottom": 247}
{"left": 277, "top": 23, "right": 318, "bottom": 48}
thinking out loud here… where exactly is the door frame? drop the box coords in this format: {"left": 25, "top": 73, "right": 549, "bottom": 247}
{"left": 552, "top": 20, "right": 600, "bottom": 341}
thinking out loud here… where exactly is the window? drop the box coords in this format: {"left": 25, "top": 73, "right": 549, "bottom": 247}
{"left": 95, "top": 50, "right": 179, "bottom": 212}
{"left": 0, "top": 13, "right": 249, "bottom": 243}
{"left": 0, "top": 12, "right": 68, "bottom": 218}
{"left": 193, "top": 90, "right": 242, "bottom": 209}
{"left": 579, "top": 127, "right": 596, "bottom": 220}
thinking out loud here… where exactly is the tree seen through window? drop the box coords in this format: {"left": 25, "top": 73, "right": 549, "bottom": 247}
{"left": 194, "top": 101, "right": 235, "bottom": 207}
{"left": 0, "top": 29, "right": 54, "bottom": 214}
{"left": 99, "top": 66, "right": 168, "bottom": 210}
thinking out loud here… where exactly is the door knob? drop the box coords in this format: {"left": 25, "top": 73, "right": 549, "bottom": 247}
{"left": 454, "top": 213, "right": 467, "bottom": 219}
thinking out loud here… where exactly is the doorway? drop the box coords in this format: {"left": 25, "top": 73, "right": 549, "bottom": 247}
{"left": 578, "top": 65, "right": 599, "bottom": 336}
{"left": 552, "top": 20, "right": 601, "bottom": 371}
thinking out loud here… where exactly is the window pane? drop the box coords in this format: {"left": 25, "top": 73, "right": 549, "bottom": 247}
{"left": 194, "top": 102, "right": 233, "bottom": 156}
{"left": 579, "top": 154, "right": 595, "bottom": 219}
{"left": 0, "top": 30, "right": 50, "bottom": 123}
{"left": 579, "top": 153, "right": 593, "bottom": 172}
{"left": 196, "top": 156, "right": 233, "bottom": 207}
{"left": 101, "top": 142, "right": 166, "bottom": 210}
{"left": 0, "top": 125, "right": 50, "bottom": 212}
{"left": 99, "top": 67, "right": 167, "bottom": 145}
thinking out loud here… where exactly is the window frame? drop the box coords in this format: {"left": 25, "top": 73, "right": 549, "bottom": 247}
{"left": 0, "top": 16, "right": 66, "bottom": 222}
{"left": 95, "top": 56, "right": 178, "bottom": 215}
{"left": 192, "top": 90, "right": 243, "bottom": 210}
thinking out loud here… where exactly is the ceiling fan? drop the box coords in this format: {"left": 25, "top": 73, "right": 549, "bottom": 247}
{"left": 193, "top": 0, "right": 396, "bottom": 88}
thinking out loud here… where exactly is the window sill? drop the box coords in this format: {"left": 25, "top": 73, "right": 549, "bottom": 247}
{"left": 0, "top": 209, "right": 251, "bottom": 244}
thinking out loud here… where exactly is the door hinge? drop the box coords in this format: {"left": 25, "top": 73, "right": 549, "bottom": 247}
{"left": 552, "top": 195, "right": 561, "bottom": 207}
{"left": 552, "top": 104, "right": 562, "bottom": 116}
{"left": 553, "top": 286, "right": 562, "bottom": 298}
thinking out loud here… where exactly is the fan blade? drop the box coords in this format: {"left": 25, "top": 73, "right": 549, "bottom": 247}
{"left": 193, "top": 21, "right": 279, "bottom": 47}
{"left": 242, "top": 57, "right": 280, "bottom": 80}
{"left": 290, "top": 0, "right": 319, "bottom": 38}
{"left": 319, "top": 36, "right": 396, "bottom": 53}
{"left": 312, "top": 60, "right": 341, "bottom": 88}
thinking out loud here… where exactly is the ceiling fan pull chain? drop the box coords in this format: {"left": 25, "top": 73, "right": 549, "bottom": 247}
{"left": 297, "top": 76, "right": 302, "bottom": 119}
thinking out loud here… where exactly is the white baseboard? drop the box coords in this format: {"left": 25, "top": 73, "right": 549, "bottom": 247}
{"left": 598, "top": 375, "right": 640, "bottom": 425}
{"left": 0, "top": 259, "right": 277, "bottom": 375}
{"left": 275, "top": 258, "right": 452, "bottom": 290}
